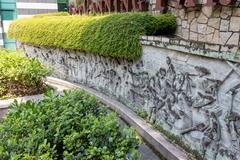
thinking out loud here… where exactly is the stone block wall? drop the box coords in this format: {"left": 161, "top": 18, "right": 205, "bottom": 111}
{"left": 141, "top": 35, "right": 240, "bottom": 62}
{"left": 150, "top": 0, "right": 240, "bottom": 48}
{"left": 21, "top": 43, "right": 240, "bottom": 160}
{"left": 172, "top": 5, "right": 240, "bottom": 47}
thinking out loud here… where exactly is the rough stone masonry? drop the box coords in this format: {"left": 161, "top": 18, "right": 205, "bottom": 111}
{"left": 162, "top": 0, "right": 240, "bottom": 48}
{"left": 22, "top": 43, "right": 240, "bottom": 160}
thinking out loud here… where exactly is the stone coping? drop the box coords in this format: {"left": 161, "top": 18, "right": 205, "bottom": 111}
{"left": 141, "top": 36, "right": 240, "bottom": 63}
{"left": 0, "top": 84, "right": 66, "bottom": 109}
{"left": 0, "top": 94, "right": 44, "bottom": 109}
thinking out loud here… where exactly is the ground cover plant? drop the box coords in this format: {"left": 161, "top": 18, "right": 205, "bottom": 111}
{"left": 0, "top": 50, "right": 49, "bottom": 99}
{"left": 9, "top": 13, "right": 176, "bottom": 59}
{"left": 0, "top": 90, "right": 140, "bottom": 159}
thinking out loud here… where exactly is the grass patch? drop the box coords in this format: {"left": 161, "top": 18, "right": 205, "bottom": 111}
{"left": 0, "top": 50, "right": 49, "bottom": 99}
{"left": 9, "top": 13, "right": 176, "bottom": 59}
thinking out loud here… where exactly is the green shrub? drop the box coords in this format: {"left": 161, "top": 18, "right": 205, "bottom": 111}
{"left": 155, "top": 13, "right": 177, "bottom": 35}
{"left": 9, "top": 13, "right": 176, "bottom": 59}
{"left": 33, "top": 12, "right": 69, "bottom": 18}
{"left": 0, "top": 50, "right": 49, "bottom": 98}
{"left": 0, "top": 90, "right": 140, "bottom": 159}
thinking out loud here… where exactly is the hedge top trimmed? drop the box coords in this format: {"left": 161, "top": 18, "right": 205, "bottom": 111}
{"left": 9, "top": 13, "right": 176, "bottom": 59}
{"left": 32, "top": 12, "right": 69, "bottom": 18}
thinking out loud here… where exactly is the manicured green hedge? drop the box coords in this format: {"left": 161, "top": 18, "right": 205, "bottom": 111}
{"left": 155, "top": 13, "right": 177, "bottom": 35}
{"left": 0, "top": 50, "right": 49, "bottom": 98}
{"left": 0, "top": 90, "right": 140, "bottom": 159}
{"left": 9, "top": 13, "right": 176, "bottom": 59}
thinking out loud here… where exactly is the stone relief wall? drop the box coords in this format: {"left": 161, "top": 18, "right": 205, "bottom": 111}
{"left": 22, "top": 44, "right": 240, "bottom": 160}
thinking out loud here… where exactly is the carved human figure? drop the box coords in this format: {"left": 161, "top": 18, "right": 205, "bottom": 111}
{"left": 104, "top": 69, "right": 119, "bottom": 93}
{"left": 223, "top": 82, "right": 240, "bottom": 149}
{"left": 192, "top": 66, "right": 217, "bottom": 108}
{"left": 225, "top": 112, "right": 240, "bottom": 152}
{"left": 87, "top": 55, "right": 98, "bottom": 80}
{"left": 148, "top": 67, "right": 167, "bottom": 122}
{"left": 78, "top": 56, "right": 87, "bottom": 83}
{"left": 201, "top": 112, "right": 221, "bottom": 158}
{"left": 226, "top": 83, "right": 240, "bottom": 116}
{"left": 153, "top": 65, "right": 179, "bottom": 125}
{"left": 173, "top": 73, "right": 185, "bottom": 91}
{"left": 183, "top": 72, "right": 195, "bottom": 98}
{"left": 173, "top": 73, "right": 194, "bottom": 130}
{"left": 148, "top": 68, "right": 166, "bottom": 123}
{"left": 166, "top": 56, "right": 176, "bottom": 87}
{"left": 234, "top": 117, "right": 240, "bottom": 149}
{"left": 148, "top": 97, "right": 165, "bottom": 123}
{"left": 173, "top": 73, "right": 185, "bottom": 103}
{"left": 129, "top": 68, "right": 150, "bottom": 106}
{"left": 121, "top": 64, "right": 131, "bottom": 98}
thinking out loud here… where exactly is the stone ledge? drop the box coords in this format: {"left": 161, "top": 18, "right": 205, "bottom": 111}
{"left": 0, "top": 84, "right": 66, "bottom": 110}
{"left": 141, "top": 36, "right": 240, "bottom": 63}
{"left": 0, "top": 95, "right": 44, "bottom": 109}
{"left": 46, "top": 77, "right": 190, "bottom": 160}
{"left": 0, "top": 84, "right": 66, "bottom": 118}
{"left": 0, "top": 94, "right": 45, "bottom": 119}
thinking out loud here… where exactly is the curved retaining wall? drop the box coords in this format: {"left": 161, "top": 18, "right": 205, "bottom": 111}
{"left": 21, "top": 43, "right": 240, "bottom": 160}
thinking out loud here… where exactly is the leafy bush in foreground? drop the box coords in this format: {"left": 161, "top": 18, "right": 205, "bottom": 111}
{"left": 0, "top": 90, "right": 140, "bottom": 159}
{"left": 9, "top": 13, "right": 176, "bottom": 59}
{"left": 0, "top": 50, "right": 49, "bottom": 98}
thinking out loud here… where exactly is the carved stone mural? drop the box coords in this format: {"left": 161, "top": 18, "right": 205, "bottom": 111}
{"left": 21, "top": 44, "right": 240, "bottom": 160}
